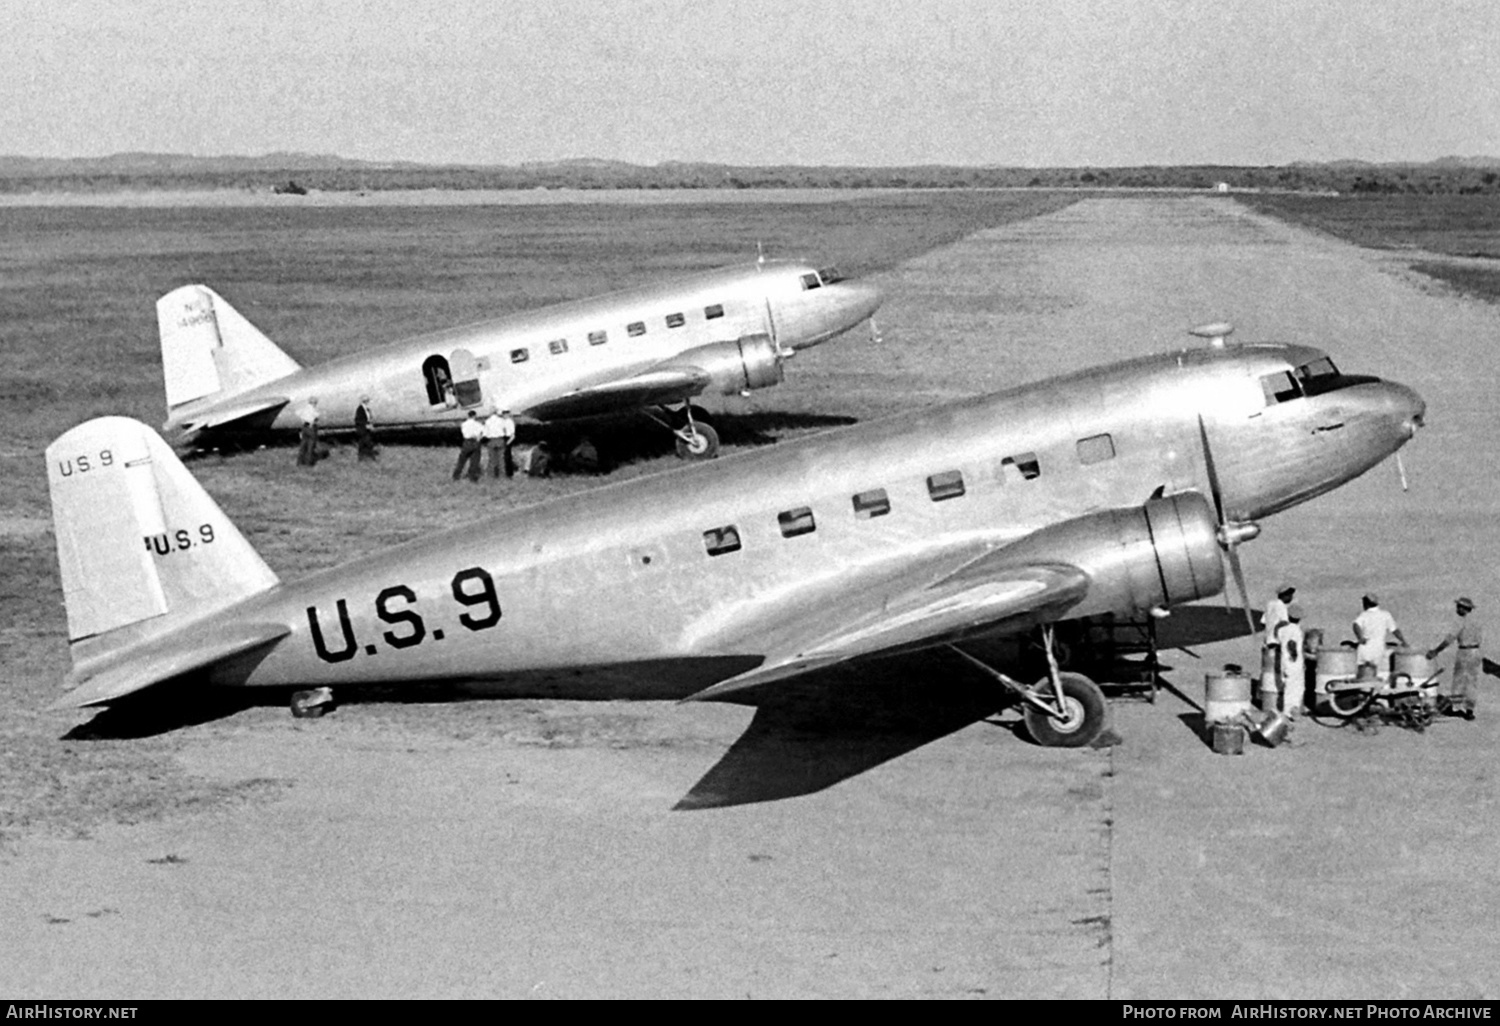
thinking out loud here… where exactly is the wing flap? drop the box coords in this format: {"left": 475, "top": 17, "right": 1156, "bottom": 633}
{"left": 53, "top": 621, "right": 292, "bottom": 710}
{"left": 685, "top": 562, "right": 1088, "bottom": 701}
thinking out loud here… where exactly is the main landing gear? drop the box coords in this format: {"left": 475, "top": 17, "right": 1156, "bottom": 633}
{"left": 948, "top": 625, "right": 1109, "bottom": 748}
{"left": 290, "top": 687, "right": 336, "bottom": 719}
{"left": 646, "top": 403, "right": 720, "bottom": 461}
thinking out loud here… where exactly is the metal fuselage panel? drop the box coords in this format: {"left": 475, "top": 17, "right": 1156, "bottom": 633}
{"left": 167, "top": 263, "right": 879, "bottom": 436}
{"left": 204, "top": 344, "right": 1422, "bottom": 690}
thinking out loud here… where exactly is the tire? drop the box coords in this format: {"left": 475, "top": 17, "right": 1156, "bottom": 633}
{"left": 1023, "top": 672, "right": 1107, "bottom": 748}
{"left": 675, "top": 421, "right": 720, "bottom": 460}
{"left": 290, "top": 688, "right": 333, "bottom": 719}
{"left": 1325, "top": 683, "right": 1375, "bottom": 719}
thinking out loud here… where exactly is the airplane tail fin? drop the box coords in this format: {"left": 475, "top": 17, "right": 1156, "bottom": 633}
{"left": 46, "top": 417, "right": 280, "bottom": 659}
{"left": 157, "top": 285, "right": 301, "bottom": 411}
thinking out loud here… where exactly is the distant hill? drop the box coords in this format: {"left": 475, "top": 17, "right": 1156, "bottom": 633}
{"left": 1, "top": 153, "right": 1498, "bottom": 195}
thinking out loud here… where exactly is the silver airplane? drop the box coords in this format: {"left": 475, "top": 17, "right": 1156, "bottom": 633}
{"left": 157, "top": 260, "right": 882, "bottom": 459}
{"left": 47, "top": 332, "right": 1424, "bottom": 748}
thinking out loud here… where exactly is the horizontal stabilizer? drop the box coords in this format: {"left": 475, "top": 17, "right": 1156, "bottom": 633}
{"left": 166, "top": 395, "right": 291, "bottom": 443}
{"left": 53, "top": 621, "right": 291, "bottom": 709}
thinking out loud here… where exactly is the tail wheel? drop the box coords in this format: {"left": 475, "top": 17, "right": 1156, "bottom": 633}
{"left": 675, "top": 421, "right": 720, "bottom": 460}
{"left": 1023, "top": 672, "right": 1106, "bottom": 748}
{"left": 290, "top": 687, "right": 335, "bottom": 719}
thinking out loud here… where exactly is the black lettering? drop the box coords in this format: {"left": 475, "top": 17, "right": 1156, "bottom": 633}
{"left": 100, "top": 449, "right": 113, "bottom": 466}
{"left": 200, "top": 523, "right": 215, "bottom": 544}
{"left": 150, "top": 533, "right": 170, "bottom": 555}
{"left": 307, "top": 600, "right": 358, "bottom": 663}
{"left": 376, "top": 585, "right": 426, "bottom": 649}
{"left": 452, "top": 567, "right": 501, "bottom": 630}
{"left": 77, "top": 454, "right": 91, "bottom": 473}
{"left": 175, "top": 529, "right": 191, "bottom": 550}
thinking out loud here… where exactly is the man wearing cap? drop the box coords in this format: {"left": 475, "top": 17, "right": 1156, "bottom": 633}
{"left": 483, "top": 406, "right": 516, "bottom": 479}
{"left": 1428, "top": 597, "right": 1482, "bottom": 719}
{"left": 1353, "top": 594, "right": 1407, "bottom": 678}
{"left": 1276, "top": 603, "right": 1307, "bottom": 718}
{"left": 1261, "top": 585, "right": 1296, "bottom": 708}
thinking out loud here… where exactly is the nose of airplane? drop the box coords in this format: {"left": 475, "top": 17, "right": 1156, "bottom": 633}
{"left": 1386, "top": 381, "right": 1426, "bottom": 438}
{"left": 845, "top": 281, "right": 884, "bottom": 325}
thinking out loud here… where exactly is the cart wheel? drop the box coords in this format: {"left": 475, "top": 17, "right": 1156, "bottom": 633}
{"left": 1325, "top": 684, "right": 1375, "bottom": 720}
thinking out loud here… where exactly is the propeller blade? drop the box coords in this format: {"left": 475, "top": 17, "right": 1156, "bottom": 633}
{"left": 1226, "top": 544, "right": 1257, "bottom": 638}
{"left": 1197, "top": 414, "right": 1226, "bottom": 523}
{"left": 1199, "top": 413, "right": 1257, "bottom": 635}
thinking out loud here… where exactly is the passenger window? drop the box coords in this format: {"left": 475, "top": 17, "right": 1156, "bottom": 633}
{"left": 800, "top": 273, "right": 821, "bottom": 290}
{"left": 778, "top": 507, "right": 816, "bottom": 538}
{"left": 818, "top": 266, "right": 844, "bottom": 284}
{"left": 927, "top": 470, "right": 966, "bottom": 502}
{"left": 703, "top": 525, "right": 742, "bottom": 556}
{"left": 1076, "top": 433, "right": 1115, "bottom": 465}
{"left": 1001, "top": 453, "right": 1041, "bottom": 481}
{"left": 852, "top": 488, "right": 891, "bottom": 519}
{"left": 704, "top": 303, "right": 724, "bottom": 320}
{"left": 548, "top": 338, "right": 568, "bottom": 355}
{"left": 665, "top": 312, "right": 685, "bottom": 329}
{"left": 510, "top": 348, "right": 530, "bottom": 364}
{"left": 627, "top": 321, "right": 646, "bottom": 338}
{"left": 588, "top": 329, "right": 608, "bottom": 346}
{"left": 1260, "top": 371, "right": 1302, "bottom": 404}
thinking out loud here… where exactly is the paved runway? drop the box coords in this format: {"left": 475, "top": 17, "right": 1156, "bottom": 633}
{"left": 4, "top": 197, "right": 1496, "bottom": 998}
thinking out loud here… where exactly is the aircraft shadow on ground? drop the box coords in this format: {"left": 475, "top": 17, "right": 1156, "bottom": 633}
{"left": 191, "top": 410, "right": 860, "bottom": 473}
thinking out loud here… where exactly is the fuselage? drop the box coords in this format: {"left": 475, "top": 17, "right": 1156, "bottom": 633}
{"left": 196, "top": 342, "right": 1423, "bottom": 692}
{"left": 163, "top": 261, "right": 881, "bottom": 442}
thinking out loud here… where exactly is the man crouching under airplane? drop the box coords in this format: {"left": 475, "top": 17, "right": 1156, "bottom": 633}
{"left": 46, "top": 327, "right": 1423, "bottom": 751}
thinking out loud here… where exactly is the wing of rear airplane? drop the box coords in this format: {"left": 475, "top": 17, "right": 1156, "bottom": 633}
{"left": 523, "top": 368, "right": 712, "bottom": 422}
{"left": 683, "top": 544, "right": 1090, "bottom": 701}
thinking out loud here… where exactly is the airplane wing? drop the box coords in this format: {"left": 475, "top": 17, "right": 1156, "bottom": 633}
{"left": 523, "top": 368, "right": 711, "bottom": 422}
{"left": 683, "top": 546, "right": 1090, "bottom": 701}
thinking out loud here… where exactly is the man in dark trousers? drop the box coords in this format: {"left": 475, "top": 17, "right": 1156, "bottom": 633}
{"left": 355, "top": 396, "right": 378, "bottom": 461}
{"left": 297, "top": 398, "right": 321, "bottom": 466}
{"left": 1429, "top": 597, "right": 1483, "bottom": 719}
{"left": 452, "top": 410, "right": 484, "bottom": 483}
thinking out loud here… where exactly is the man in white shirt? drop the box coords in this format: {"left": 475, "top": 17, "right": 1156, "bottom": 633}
{"left": 1276, "top": 603, "right": 1306, "bottom": 718}
{"left": 483, "top": 408, "right": 517, "bottom": 479}
{"left": 1353, "top": 593, "right": 1407, "bottom": 677}
{"left": 296, "top": 397, "right": 321, "bottom": 466}
{"left": 453, "top": 410, "right": 484, "bottom": 483}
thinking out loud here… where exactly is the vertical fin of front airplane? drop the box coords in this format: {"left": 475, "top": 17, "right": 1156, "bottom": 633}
{"left": 46, "top": 417, "right": 279, "bottom": 647}
{"left": 157, "top": 285, "right": 301, "bottom": 410}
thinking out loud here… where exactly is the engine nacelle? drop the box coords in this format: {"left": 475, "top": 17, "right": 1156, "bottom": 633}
{"left": 994, "top": 491, "right": 1225, "bottom": 620}
{"left": 668, "top": 334, "right": 785, "bottom": 395}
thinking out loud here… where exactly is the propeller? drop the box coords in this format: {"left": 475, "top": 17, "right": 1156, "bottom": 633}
{"left": 1197, "top": 414, "right": 1259, "bottom": 637}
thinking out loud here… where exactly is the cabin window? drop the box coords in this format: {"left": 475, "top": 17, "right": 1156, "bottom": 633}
{"left": 665, "top": 312, "right": 685, "bottom": 329}
{"left": 1260, "top": 370, "right": 1302, "bottom": 405}
{"left": 703, "top": 525, "right": 742, "bottom": 557}
{"left": 818, "top": 266, "right": 845, "bottom": 284}
{"left": 627, "top": 321, "right": 646, "bottom": 338}
{"left": 800, "top": 273, "right": 821, "bottom": 290}
{"left": 548, "top": 338, "right": 568, "bottom": 356}
{"left": 927, "top": 470, "right": 966, "bottom": 502}
{"left": 778, "top": 507, "right": 816, "bottom": 538}
{"left": 509, "top": 348, "right": 530, "bottom": 364}
{"left": 852, "top": 488, "right": 891, "bottom": 519}
{"left": 704, "top": 303, "right": 724, "bottom": 320}
{"left": 588, "top": 329, "right": 608, "bottom": 346}
{"left": 1076, "top": 433, "right": 1116, "bottom": 465}
{"left": 1001, "top": 452, "right": 1041, "bottom": 482}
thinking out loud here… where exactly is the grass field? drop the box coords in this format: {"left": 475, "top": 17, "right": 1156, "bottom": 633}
{"left": 1240, "top": 193, "right": 1500, "bottom": 304}
{"left": 1, "top": 189, "right": 1083, "bottom": 847}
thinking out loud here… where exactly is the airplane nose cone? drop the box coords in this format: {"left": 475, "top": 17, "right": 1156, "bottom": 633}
{"left": 845, "top": 281, "right": 883, "bottom": 324}
{"left": 1391, "top": 381, "right": 1426, "bottom": 436}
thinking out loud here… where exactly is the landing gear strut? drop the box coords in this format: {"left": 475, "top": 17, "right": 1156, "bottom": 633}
{"left": 949, "top": 625, "right": 1108, "bottom": 748}
{"left": 290, "top": 687, "right": 336, "bottom": 719}
{"left": 646, "top": 403, "right": 720, "bottom": 461}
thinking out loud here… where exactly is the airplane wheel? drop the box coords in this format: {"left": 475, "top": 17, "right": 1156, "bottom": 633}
{"left": 675, "top": 421, "right": 720, "bottom": 460}
{"left": 290, "top": 687, "right": 335, "bottom": 719}
{"left": 1023, "top": 673, "right": 1106, "bottom": 748}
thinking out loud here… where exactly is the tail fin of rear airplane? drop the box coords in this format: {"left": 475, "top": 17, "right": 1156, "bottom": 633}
{"left": 47, "top": 417, "right": 280, "bottom": 656}
{"left": 157, "top": 285, "right": 302, "bottom": 410}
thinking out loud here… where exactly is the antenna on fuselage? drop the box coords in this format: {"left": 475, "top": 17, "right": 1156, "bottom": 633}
{"left": 1189, "top": 322, "right": 1234, "bottom": 348}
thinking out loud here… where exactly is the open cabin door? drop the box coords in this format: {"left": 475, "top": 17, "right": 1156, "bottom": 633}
{"left": 450, "top": 348, "right": 483, "bottom": 408}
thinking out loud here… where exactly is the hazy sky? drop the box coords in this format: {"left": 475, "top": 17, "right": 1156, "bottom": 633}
{"left": 7, "top": 0, "right": 1498, "bottom": 166}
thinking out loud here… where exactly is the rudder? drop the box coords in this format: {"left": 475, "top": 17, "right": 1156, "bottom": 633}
{"left": 47, "top": 417, "right": 279, "bottom": 646}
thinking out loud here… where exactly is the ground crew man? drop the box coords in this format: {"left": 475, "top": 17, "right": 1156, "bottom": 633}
{"left": 1428, "top": 596, "right": 1482, "bottom": 719}
{"left": 1261, "top": 584, "right": 1295, "bottom": 707}
{"left": 1276, "top": 603, "right": 1306, "bottom": 718}
{"left": 483, "top": 407, "right": 516, "bottom": 479}
{"left": 453, "top": 410, "right": 484, "bottom": 483}
{"left": 297, "top": 397, "right": 321, "bottom": 466}
{"left": 1353, "top": 593, "right": 1407, "bottom": 678}
{"left": 355, "top": 396, "right": 377, "bottom": 461}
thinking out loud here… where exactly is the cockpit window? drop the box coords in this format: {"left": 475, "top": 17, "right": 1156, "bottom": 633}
{"left": 1260, "top": 370, "right": 1303, "bottom": 405}
{"left": 800, "top": 273, "right": 821, "bottom": 290}
{"left": 817, "top": 266, "right": 845, "bottom": 284}
{"left": 1294, "top": 356, "right": 1380, "bottom": 397}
